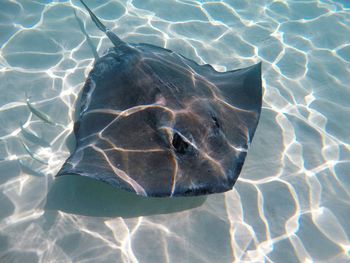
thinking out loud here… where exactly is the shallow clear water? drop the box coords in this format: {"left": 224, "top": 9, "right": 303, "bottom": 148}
{"left": 0, "top": 0, "right": 350, "bottom": 262}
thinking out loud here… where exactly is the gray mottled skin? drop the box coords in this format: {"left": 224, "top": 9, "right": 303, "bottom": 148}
{"left": 57, "top": 1, "right": 262, "bottom": 197}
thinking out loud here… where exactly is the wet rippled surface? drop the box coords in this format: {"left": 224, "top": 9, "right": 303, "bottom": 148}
{"left": 0, "top": 0, "right": 349, "bottom": 262}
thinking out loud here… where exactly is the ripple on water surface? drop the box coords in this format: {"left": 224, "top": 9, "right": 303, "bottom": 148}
{"left": 0, "top": 0, "right": 349, "bottom": 262}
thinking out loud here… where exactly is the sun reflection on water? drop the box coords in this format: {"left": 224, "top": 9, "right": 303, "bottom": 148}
{"left": 0, "top": 0, "right": 349, "bottom": 262}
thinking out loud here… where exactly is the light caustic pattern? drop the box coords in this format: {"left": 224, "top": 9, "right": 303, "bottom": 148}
{"left": 0, "top": 0, "right": 349, "bottom": 262}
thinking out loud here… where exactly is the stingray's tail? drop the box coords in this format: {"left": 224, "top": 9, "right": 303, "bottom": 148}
{"left": 79, "top": 0, "right": 125, "bottom": 48}
{"left": 74, "top": 9, "right": 99, "bottom": 60}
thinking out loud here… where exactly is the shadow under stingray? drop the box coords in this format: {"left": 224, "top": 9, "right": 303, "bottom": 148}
{"left": 44, "top": 175, "right": 207, "bottom": 218}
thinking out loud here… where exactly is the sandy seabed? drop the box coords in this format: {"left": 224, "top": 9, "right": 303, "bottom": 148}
{"left": 0, "top": 0, "right": 349, "bottom": 262}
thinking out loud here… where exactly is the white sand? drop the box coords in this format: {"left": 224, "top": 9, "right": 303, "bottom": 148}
{"left": 0, "top": 0, "right": 349, "bottom": 262}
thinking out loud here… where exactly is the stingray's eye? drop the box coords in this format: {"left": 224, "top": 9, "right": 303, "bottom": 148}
{"left": 212, "top": 116, "right": 220, "bottom": 129}
{"left": 172, "top": 132, "right": 189, "bottom": 154}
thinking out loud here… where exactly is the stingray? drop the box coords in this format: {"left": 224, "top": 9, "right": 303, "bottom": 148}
{"left": 56, "top": 0, "right": 263, "bottom": 197}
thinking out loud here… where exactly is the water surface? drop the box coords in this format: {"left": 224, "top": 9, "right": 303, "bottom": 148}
{"left": 0, "top": 0, "right": 349, "bottom": 262}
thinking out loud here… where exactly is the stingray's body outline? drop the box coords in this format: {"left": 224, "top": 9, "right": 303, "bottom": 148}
{"left": 57, "top": 0, "right": 263, "bottom": 197}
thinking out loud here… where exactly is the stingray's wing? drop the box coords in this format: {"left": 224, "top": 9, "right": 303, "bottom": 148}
{"left": 151, "top": 57, "right": 263, "bottom": 196}
{"left": 198, "top": 62, "right": 263, "bottom": 140}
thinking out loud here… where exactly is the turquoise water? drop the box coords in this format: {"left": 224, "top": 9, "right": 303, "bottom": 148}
{"left": 1, "top": 0, "right": 350, "bottom": 262}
